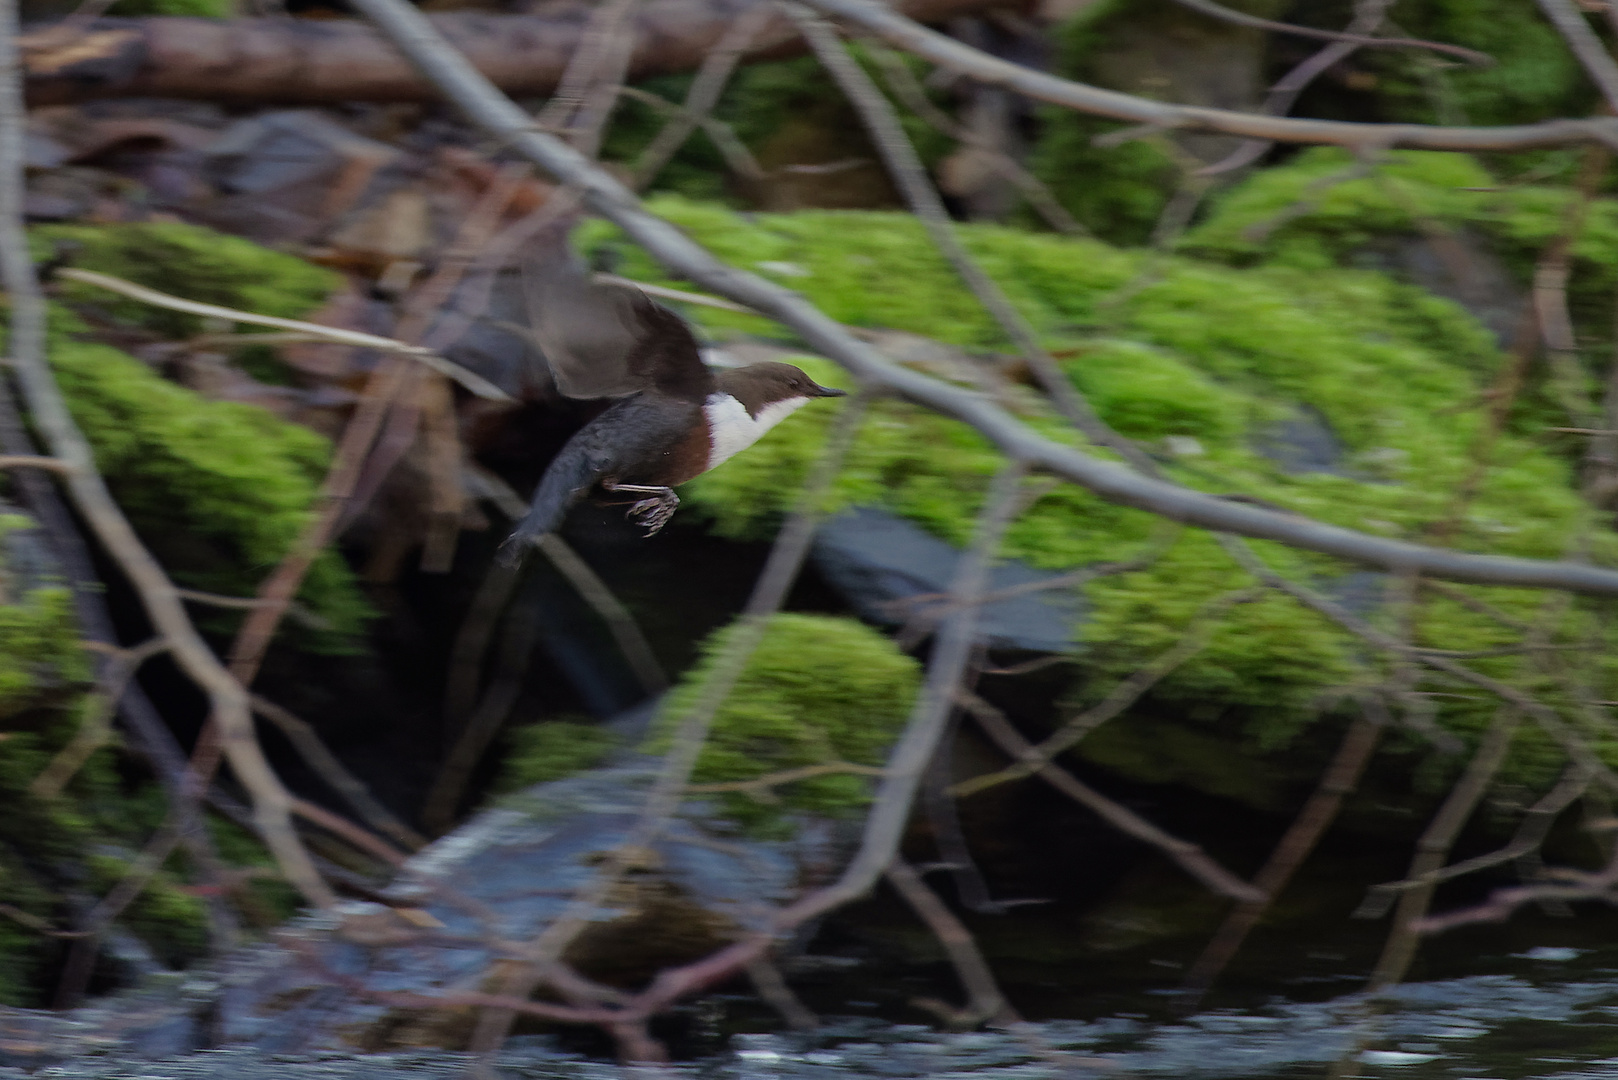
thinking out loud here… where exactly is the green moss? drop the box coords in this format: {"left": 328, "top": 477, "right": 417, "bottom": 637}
{"left": 0, "top": 585, "right": 85, "bottom": 718}
{"left": 601, "top": 49, "right": 952, "bottom": 208}
{"left": 105, "top": 0, "right": 233, "bottom": 15}
{"left": 39, "top": 307, "right": 369, "bottom": 645}
{"left": 1357, "top": 0, "right": 1590, "bottom": 128}
{"left": 1182, "top": 147, "right": 1618, "bottom": 344}
{"left": 494, "top": 721, "right": 620, "bottom": 792}
{"left": 18, "top": 223, "right": 366, "bottom": 643}
{"left": 0, "top": 514, "right": 88, "bottom": 718}
{"left": 582, "top": 198, "right": 1617, "bottom": 784}
{"left": 646, "top": 614, "right": 920, "bottom": 830}
{"left": 33, "top": 223, "right": 338, "bottom": 339}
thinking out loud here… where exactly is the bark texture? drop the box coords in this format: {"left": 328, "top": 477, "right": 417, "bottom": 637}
{"left": 21, "top": 0, "right": 1008, "bottom": 105}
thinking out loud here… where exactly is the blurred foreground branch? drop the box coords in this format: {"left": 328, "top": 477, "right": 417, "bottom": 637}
{"left": 0, "top": 0, "right": 334, "bottom": 909}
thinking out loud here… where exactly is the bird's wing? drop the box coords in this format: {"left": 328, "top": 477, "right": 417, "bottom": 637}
{"left": 522, "top": 238, "right": 711, "bottom": 401}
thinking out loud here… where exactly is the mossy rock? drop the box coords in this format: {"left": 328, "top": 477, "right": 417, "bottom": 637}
{"left": 0, "top": 518, "right": 216, "bottom": 1003}
{"left": 645, "top": 614, "right": 921, "bottom": 830}
{"left": 13, "top": 222, "right": 369, "bottom": 647}
{"left": 1182, "top": 148, "right": 1618, "bottom": 348}
{"left": 40, "top": 307, "right": 370, "bottom": 646}
{"left": 583, "top": 197, "right": 1618, "bottom": 791}
{"left": 1348, "top": 0, "right": 1591, "bottom": 129}
{"left": 494, "top": 720, "right": 620, "bottom": 793}
{"left": 33, "top": 222, "right": 338, "bottom": 340}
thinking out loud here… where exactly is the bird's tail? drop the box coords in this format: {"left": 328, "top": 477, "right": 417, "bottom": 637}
{"left": 497, "top": 439, "right": 605, "bottom": 567}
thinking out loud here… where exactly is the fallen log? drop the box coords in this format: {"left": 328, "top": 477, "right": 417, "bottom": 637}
{"left": 21, "top": 0, "right": 1007, "bottom": 106}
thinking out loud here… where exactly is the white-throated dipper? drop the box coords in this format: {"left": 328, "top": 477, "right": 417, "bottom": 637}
{"left": 499, "top": 241, "right": 846, "bottom": 563}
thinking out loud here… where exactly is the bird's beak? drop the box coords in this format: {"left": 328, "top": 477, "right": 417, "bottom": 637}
{"left": 813, "top": 383, "right": 848, "bottom": 398}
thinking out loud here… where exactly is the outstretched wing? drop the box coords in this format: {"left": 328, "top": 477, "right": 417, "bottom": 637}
{"left": 522, "top": 233, "right": 713, "bottom": 402}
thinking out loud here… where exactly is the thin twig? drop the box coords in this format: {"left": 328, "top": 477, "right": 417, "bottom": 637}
{"left": 686, "top": 761, "right": 885, "bottom": 797}
{"left": 1198, "top": 0, "right": 1394, "bottom": 177}
{"left": 462, "top": 465, "right": 668, "bottom": 695}
{"left": 959, "top": 689, "right": 1263, "bottom": 903}
{"left": 0, "top": 453, "right": 70, "bottom": 471}
{"left": 617, "top": 86, "right": 769, "bottom": 182}
{"left": 1358, "top": 760, "right": 1594, "bottom": 912}
{"left": 1536, "top": 0, "right": 1618, "bottom": 112}
{"left": 632, "top": 5, "right": 773, "bottom": 190}
{"left": 0, "top": 0, "right": 332, "bottom": 909}
{"left": 53, "top": 268, "right": 511, "bottom": 402}
{"left": 344, "top": 0, "right": 1618, "bottom": 595}
{"left": 770, "top": 461, "right": 1029, "bottom": 927}
{"left": 1181, "top": 695, "right": 1387, "bottom": 1003}
{"left": 951, "top": 587, "right": 1259, "bottom": 797}
{"left": 1170, "top": 0, "right": 1492, "bottom": 64}
{"left": 787, "top": 3, "right": 1157, "bottom": 473}
{"left": 886, "top": 856, "right": 1015, "bottom": 1027}
{"left": 466, "top": 395, "right": 873, "bottom": 1061}
{"left": 1367, "top": 707, "right": 1521, "bottom": 989}
{"left": 30, "top": 636, "right": 171, "bottom": 799}
{"left": 250, "top": 695, "right": 427, "bottom": 851}
{"left": 864, "top": 43, "right": 1085, "bottom": 235}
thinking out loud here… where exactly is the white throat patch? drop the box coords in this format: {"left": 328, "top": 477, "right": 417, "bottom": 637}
{"left": 704, "top": 392, "right": 810, "bottom": 468}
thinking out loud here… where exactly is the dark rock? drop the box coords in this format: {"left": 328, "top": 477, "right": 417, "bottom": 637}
{"left": 1253, "top": 406, "right": 1350, "bottom": 477}
{"left": 215, "top": 761, "right": 849, "bottom": 1051}
{"left": 810, "top": 507, "right": 1082, "bottom": 654}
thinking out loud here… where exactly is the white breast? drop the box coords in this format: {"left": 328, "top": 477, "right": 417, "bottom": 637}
{"left": 704, "top": 392, "right": 810, "bottom": 468}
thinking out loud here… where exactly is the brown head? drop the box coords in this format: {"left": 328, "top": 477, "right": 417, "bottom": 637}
{"left": 716, "top": 361, "right": 847, "bottom": 418}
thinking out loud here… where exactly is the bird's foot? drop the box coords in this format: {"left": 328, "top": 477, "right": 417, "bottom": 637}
{"left": 626, "top": 493, "right": 679, "bottom": 535}
{"left": 605, "top": 482, "right": 679, "bottom": 536}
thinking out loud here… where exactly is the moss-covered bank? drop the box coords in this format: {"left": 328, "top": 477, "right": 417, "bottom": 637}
{"left": 646, "top": 614, "right": 921, "bottom": 831}
{"left": 580, "top": 195, "right": 1618, "bottom": 792}
{"left": 17, "top": 223, "right": 369, "bottom": 647}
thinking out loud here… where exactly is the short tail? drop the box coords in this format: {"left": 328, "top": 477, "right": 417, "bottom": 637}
{"left": 497, "top": 438, "right": 605, "bottom": 567}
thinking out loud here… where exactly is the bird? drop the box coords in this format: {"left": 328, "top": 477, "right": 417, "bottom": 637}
{"left": 499, "top": 236, "right": 846, "bottom": 563}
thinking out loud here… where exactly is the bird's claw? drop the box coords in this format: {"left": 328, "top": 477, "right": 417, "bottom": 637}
{"left": 626, "top": 492, "right": 679, "bottom": 535}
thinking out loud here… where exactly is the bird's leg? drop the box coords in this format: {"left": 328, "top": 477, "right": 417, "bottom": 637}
{"left": 603, "top": 481, "right": 680, "bottom": 536}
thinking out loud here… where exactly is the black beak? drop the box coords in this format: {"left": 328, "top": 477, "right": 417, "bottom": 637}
{"left": 813, "top": 384, "right": 848, "bottom": 398}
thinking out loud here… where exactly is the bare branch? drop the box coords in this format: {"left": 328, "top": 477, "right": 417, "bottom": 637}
{"left": 339, "top": 0, "right": 1618, "bottom": 597}
{"left": 864, "top": 42, "right": 1086, "bottom": 235}
{"left": 0, "top": 453, "right": 70, "bottom": 471}
{"left": 631, "top": 4, "right": 772, "bottom": 190}
{"left": 686, "top": 761, "right": 885, "bottom": 797}
{"left": 951, "top": 588, "right": 1259, "bottom": 797}
{"left": 1359, "top": 760, "right": 1594, "bottom": 912}
{"left": 54, "top": 267, "right": 512, "bottom": 402}
{"left": 773, "top": 462, "right": 1029, "bottom": 925}
{"left": 798, "top": 0, "right": 1618, "bottom": 153}
{"left": 30, "top": 636, "right": 170, "bottom": 799}
{"left": 788, "top": 2, "right": 1156, "bottom": 471}
{"left": 1182, "top": 698, "right": 1387, "bottom": 1001}
{"left": 1413, "top": 847, "right": 1618, "bottom": 932}
{"left": 886, "top": 856, "right": 1015, "bottom": 1027}
{"left": 1171, "top": 0, "right": 1492, "bottom": 65}
{"left": 1367, "top": 708, "right": 1521, "bottom": 989}
{"left": 1536, "top": 0, "right": 1618, "bottom": 113}
{"left": 959, "top": 689, "right": 1263, "bottom": 904}
{"left": 1197, "top": 0, "right": 1394, "bottom": 178}
{"left": 250, "top": 695, "right": 427, "bottom": 851}
{"left": 0, "top": 0, "right": 332, "bottom": 909}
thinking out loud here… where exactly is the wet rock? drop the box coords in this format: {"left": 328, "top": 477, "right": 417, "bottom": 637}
{"left": 215, "top": 760, "right": 848, "bottom": 1051}
{"left": 809, "top": 507, "right": 1082, "bottom": 654}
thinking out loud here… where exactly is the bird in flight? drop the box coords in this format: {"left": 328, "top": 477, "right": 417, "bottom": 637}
{"left": 500, "top": 234, "right": 845, "bottom": 563}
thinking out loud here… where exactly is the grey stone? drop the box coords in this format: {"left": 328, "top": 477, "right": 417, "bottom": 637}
{"left": 810, "top": 508, "right": 1082, "bottom": 654}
